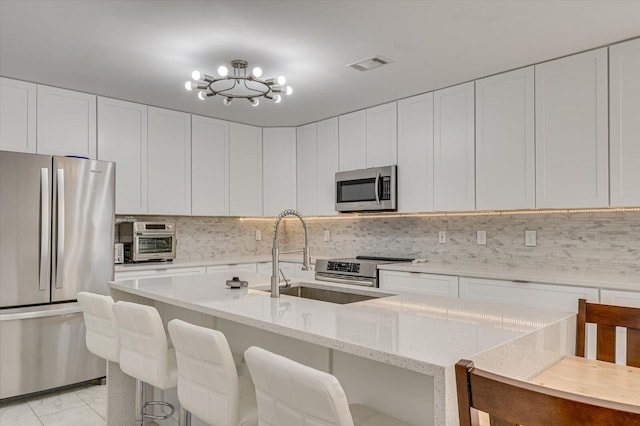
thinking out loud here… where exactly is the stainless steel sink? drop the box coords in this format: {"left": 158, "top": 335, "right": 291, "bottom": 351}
{"left": 264, "top": 284, "right": 391, "bottom": 304}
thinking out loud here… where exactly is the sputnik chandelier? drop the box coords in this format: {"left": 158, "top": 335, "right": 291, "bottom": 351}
{"left": 185, "top": 59, "right": 293, "bottom": 107}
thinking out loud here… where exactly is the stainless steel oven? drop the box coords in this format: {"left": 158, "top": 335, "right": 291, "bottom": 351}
{"left": 117, "top": 222, "right": 176, "bottom": 262}
{"left": 335, "top": 165, "right": 397, "bottom": 212}
{"left": 315, "top": 256, "right": 412, "bottom": 287}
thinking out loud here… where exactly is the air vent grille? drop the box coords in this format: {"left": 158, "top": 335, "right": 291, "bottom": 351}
{"left": 348, "top": 55, "right": 392, "bottom": 72}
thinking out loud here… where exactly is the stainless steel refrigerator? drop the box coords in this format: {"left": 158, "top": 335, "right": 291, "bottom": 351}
{"left": 0, "top": 150, "right": 115, "bottom": 399}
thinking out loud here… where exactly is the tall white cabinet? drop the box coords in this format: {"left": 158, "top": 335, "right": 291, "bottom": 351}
{"left": 366, "top": 102, "right": 397, "bottom": 167}
{"left": 0, "top": 77, "right": 36, "bottom": 153}
{"left": 610, "top": 38, "right": 640, "bottom": 207}
{"left": 192, "top": 115, "right": 229, "bottom": 216}
{"left": 229, "top": 123, "right": 262, "bottom": 216}
{"left": 338, "top": 110, "right": 366, "bottom": 171}
{"left": 433, "top": 82, "right": 475, "bottom": 212}
{"left": 296, "top": 123, "right": 317, "bottom": 216}
{"left": 263, "top": 127, "right": 296, "bottom": 216}
{"left": 36, "top": 85, "right": 96, "bottom": 158}
{"left": 535, "top": 48, "right": 609, "bottom": 208}
{"left": 475, "top": 67, "right": 535, "bottom": 210}
{"left": 147, "top": 107, "right": 191, "bottom": 215}
{"left": 397, "top": 93, "right": 434, "bottom": 213}
{"left": 316, "top": 118, "right": 340, "bottom": 216}
{"left": 97, "top": 97, "right": 148, "bottom": 214}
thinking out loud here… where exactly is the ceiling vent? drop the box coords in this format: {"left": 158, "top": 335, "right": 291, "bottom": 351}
{"left": 347, "top": 55, "right": 392, "bottom": 72}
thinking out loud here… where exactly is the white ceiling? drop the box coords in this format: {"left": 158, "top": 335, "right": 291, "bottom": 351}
{"left": 1, "top": 0, "right": 639, "bottom": 127}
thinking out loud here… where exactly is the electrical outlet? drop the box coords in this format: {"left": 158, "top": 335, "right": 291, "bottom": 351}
{"left": 323, "top": 230, "right": 331, "bottom": 242}
{"left": 525, "top": 230, "right": 536, "bottom": 247}
{"left": 438, "top": 231, "right": 447, "bottom": 244}
{"left": 477, "top": 230, "right": 487, "bottom": 245}
{"left": 255, "top": 230, "right": 261, "bottom": 241}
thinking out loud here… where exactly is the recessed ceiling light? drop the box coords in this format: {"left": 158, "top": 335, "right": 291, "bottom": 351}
{"left": 347, "top": 55, "right": 392, "bottom": 72}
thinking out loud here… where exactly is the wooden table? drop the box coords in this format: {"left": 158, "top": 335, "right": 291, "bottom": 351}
{"left": 529, "top": 356, "right": 640, "bottom": 406}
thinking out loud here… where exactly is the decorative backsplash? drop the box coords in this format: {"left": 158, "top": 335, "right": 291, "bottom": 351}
{"left": 119, "top": 211, "right": 640, "bottom": 278}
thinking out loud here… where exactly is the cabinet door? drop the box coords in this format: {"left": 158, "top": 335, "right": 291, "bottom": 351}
{"left": 97, "top": 97, "right": 148, "bottom": 214}
{"left": 256, "top": 261, "right": 296, "bottom": 277}
{"left": 114, "top": 266, "right": 205, "bottom": 281}
{"left": 338, "top": 110, "right": 366, "bottom": 171}
{"left": 263, "top": 128, "right": 296, "bottom": 216}
{"left": 206, "top": 263, "right": 257, "bottom": 274}
{"left": 147, "top": 107, "right": 191, "bottom": 215}
{"left": 192, "top": 115, "right": 229, "bottom": 216}
{"left": 366, "top": 101, "right": 397, "bottom": 167}
{"left": 379, "top": 270, "right": 458, "bottom": 297}
{"left": 0, "top": 77, "right": 36, "bottom": 153}
{"left": 535, "top": 48, "right": 608, "bottom": 208}
{"left": 433, "top": 82, "right": 475, "bottom": 211}
{"left": 397, "top": 93, "right": 434, "bottom": 213}
{"left": 316, "top": 117, "right": 339, "bottom": 216}
{"left": 37, "top": 85, "right": 96, "bottom": 158}
{"left": 600, "top": 289, "right": 640, "bottom": 365}
{"left": 296, "top": 123, "right": 317, "bottom": 216}
{"left": 229, "top": 123, "right": 262, "bottom": 216}
{"left": 476, "top": 67, "right": 535, "bottom": 210}
{"left": 610, "top": 39, "right": 640, "bottom": 207}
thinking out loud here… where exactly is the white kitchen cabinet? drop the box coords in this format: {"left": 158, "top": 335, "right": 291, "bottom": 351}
{"left": 36, "top": 85, "right": 96, "bottom": 158}
{"left": 147, "top": 107, "right": 191, "bottom": 215}
{"left": 206, "top": 263, "right": 257, "bottom": 275}
{"left": 114, "top": 266, "right": 206, "bottom": 281}
{"left": 263, "top": 127, "right": 297, "bottom": 216}
{"left": 316, "top": 117, "right": 339, "bottom": 216}
{"left": 535, "top": 48, "right": 608, "bottom": 208}
{"left": 433, "top": 82, "right": 475, "bottom": 212}
{"left": 366, "top": 101, "right": 397, "bottom": 167}
{"left": 338, "top": 110, "right": 366, "bottom": 171}
{"left": 229, "top": 123, "right": 262, "bottom": 216}
{"left": 97, "top": 97, "right": 148, "bottom": 214}
{"left": 610, "top": 38, "right": 640, "bottom": 207}
{"left": 397, "top": 93, "right": 434, "bottom": 213}
{"left": 476, "top": 67, "right": 535, "bottom": 210}
{"left": 0, "top": 77, "right": 36, "bottom": 153}
{"left": 293, "top": 262, "right": 316, "bottom": 281}
{"left": 256, "top": 261, "right": 296, "bottom": 277}
{"left": 192, "top": 115, "right": 229, "bottom": 216}
{"left": 296, "top": 123, "right": 317, "bottom": 216}
{"left": 379, "top": 270, "right": 458, "bottom": 297}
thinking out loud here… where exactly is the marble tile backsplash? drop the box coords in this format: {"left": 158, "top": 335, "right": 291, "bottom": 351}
{"left": 120, "top": 211, "right": 640, "bottom": 278}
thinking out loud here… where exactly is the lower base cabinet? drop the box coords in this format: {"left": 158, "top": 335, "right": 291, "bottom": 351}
{"left": 114, "top": 266, "right": 205, "bottom": 281}
{"left": 206, "top": 263, "right": 257, "bottom": 275}
{"left": 379, "top": 270, "right": 459, "bottom": 297}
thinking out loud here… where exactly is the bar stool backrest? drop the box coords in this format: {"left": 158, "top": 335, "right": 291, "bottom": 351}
{"left": 77, "top": 292, "right": 119, "bottom": 363}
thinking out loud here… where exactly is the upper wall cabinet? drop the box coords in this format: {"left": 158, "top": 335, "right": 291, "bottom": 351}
{"left": 433, "top": 82, "right": 475, "bottom": 212}
{"left": 397, "top": 93, "right": 434, "bottom": 213}
{"left": 147, "top": 107, "right": 191, "bottom": 215}
{"left": 610, "top": 38, "right": 640, "bottom": 207}
{"left": 0, "top": 77, "right": 36, "bottom": 153}
{"left": 476, "top": 67, "right": 535, "bottom": 211}
{"left": 97, "top": 97, "right": 148, "bottom": 215}
{"left": 366, "top": 101, "right": 397, "bottom": 167}
{"left": 296, "top": 123, "right": 317, "bottom": 216}
{"left": 192, "top": 115, "right": 229, "bottom": 216}
{"left": 37, "top": 85, "right": 96, "bottom": 158}
{"left": 229, "top": 123, "right": 262, "bottom": 216}
{"left": 535, "top": 48, "right": 608, "bottom": 208}
{"left": 263, "top": 127, "right": 296, "bottom": 216}
{"left": 338, "top": 110, "right": 366, "bottom": 171}
{"left": 316, "top": 117, "right": 340, "bottom": 216}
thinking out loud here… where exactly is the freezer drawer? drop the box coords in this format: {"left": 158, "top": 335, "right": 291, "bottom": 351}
{"left": 0, "top": 304, "right": 105, "bottom": 399}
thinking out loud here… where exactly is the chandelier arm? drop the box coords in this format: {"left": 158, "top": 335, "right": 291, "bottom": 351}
{"left": 242, "top": 79, "right": 270, "bottom": 95}
{"left": 208, "top": 80, "right": 238, "bottom": 95}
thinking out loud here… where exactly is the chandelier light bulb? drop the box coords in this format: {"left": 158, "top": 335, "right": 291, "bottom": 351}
{"left": 286, "top": 86, "right": 293, "bottom": 95}
{"left": 198, "top": 91, "right": 207, "bottom": 100}
{"left": 249, "top": 98, "right": 259, "bottom": 107}
{"left": 191, "top": 70, "right": 201, "bottom": 81}
{"left": 184, "top": 81, "right": 193, "bottom": 91}
{"left": 277, "top": 75, "right": 286, "bottom": 85}
{"left": 223, "top": 97, "right": 232, "bottom": 106}
{"left": 218, "top": 65, "right": 228, "bottom": 77}
{"left": 273, "top": 94, "right": 282, "bottom": 103}
{"left": 252, "top": 67, "right": 263, "bottom": 78}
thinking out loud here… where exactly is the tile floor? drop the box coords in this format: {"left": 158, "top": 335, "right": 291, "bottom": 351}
{"left": 0, "top": 384, "right": 106, "bottom": 426}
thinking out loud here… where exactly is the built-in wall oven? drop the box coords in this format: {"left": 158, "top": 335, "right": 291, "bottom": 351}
{"left": 335, "top": 165, "right": 397, "bottom": 212}
{"left": 117, "top": 222, "right": 176, "bottom": 262}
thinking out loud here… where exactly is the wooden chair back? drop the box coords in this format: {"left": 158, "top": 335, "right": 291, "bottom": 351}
{"left": 576, "top": 298, "right": 640, "bottom": 367}
{"left": 455, "top": 359, "right": 640, "bottom": 426}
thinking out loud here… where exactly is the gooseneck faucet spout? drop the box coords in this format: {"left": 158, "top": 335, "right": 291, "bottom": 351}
{"left": 271, "top": 209, "right": 311, "bottom": 298}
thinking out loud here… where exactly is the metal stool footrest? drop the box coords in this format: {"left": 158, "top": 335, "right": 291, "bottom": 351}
{"left": 143, "top": 400, "right": 175, "bottom": 420}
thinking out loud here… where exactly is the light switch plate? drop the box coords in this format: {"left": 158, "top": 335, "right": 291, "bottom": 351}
{"left": 525, "top": 230, "right": 536, "bottom": 247}
{"left": 477, "top": 230, "right": 487, "bottom": 245}
{"left": 323, "top": 230, "right": 331, "bottom": 242}
{"left": 255, "top": 230, "right": 261, "bottom": 241}
{"left": 438, "top": 231, "right": 447, "bottom": 244}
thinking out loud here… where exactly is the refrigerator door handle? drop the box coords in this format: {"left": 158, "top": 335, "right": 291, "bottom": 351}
{"left": 55, "top": 168, "right": 65, "bottom": 289}
{"left": 39, "top": 168, "right": 50, "bottom": 291}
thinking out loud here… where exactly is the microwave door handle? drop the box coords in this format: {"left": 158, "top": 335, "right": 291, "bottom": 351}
{"left": 374, "top": 171, "right": 381, "bottom": 205}
{"left": 55, "top": 168, "right": 64, "bottom": 289}
{"left": 39, "top": 168, "right": 50, "bottom": 291}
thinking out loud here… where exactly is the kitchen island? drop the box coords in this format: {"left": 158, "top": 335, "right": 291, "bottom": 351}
{"left": 109, "top": 272, "right": 575, "bottom": 425}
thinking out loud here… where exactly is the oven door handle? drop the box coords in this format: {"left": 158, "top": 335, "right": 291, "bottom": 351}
{"left": 374, "top": 171, "right": 381, "bottom": 205}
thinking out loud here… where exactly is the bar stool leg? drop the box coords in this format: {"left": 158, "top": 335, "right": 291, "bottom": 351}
{"left": 178, "top": 407, "right": 191, "bottom": 426}
{"left": 135, "top": 380, "right": 144, "bottom": 426}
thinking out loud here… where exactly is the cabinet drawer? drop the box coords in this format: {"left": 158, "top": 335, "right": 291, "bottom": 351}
{"left": 379, "top": 270, "right": 458, "bottom": 297}
{"left": 115, "top": 266, "right": 205, "bottom": 280}
{"left": 206, "top": 263, "right": 257, "bottom": 274}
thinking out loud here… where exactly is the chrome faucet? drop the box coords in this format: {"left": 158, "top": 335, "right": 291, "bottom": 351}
{"left": 271, "top": 209, "right": 311, "bottom": 298}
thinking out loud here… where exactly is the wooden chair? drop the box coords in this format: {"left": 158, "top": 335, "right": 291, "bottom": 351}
{"left": 576, "top": 298, "right": 640, "bottom": 367}
{"left": 455, "top": 359, "right": 640, "bottom": 426}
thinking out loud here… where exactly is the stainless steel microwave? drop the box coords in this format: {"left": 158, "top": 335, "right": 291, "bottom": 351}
{"left": 117, "top": 222, "right": 176, "bottom": 262}
{"left": 335, "top": 165, "right": 397, "bottom": 212}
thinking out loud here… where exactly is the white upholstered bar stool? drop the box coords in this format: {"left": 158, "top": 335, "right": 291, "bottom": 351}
{"left": 244, "top": 346, "right": 410, "bottom": 426}
{"left": 77, "top": 292, "right": 120, "bottom": 365}
{"left": 113, "top": 301, "right": 178, "bottom": 425}
{"left": 167, "top": 319, "right": 258, "bottom": 426}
